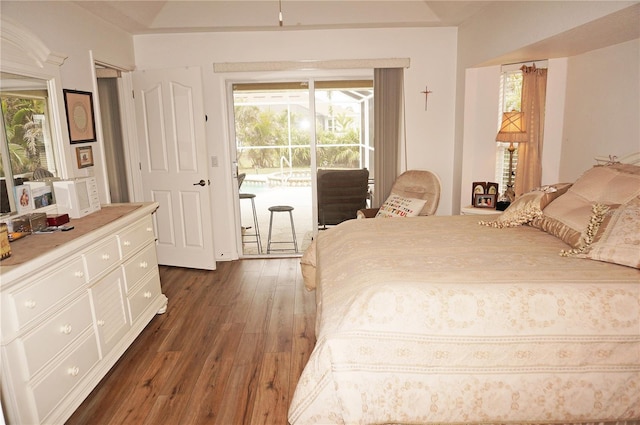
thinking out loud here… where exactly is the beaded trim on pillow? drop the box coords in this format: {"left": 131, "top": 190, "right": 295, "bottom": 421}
{"left": 479, "top": 203, "right": 543, "bottom": 228}
{"left": 560, "top": 203, "right": 610, "bottom": 257}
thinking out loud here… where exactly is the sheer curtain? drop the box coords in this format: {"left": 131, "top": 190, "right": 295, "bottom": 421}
{"left": 515, "top": 65, "right": 547, "bottom": 196}
{"left": 373, "top": 67, "right": 404, "bottom": 207}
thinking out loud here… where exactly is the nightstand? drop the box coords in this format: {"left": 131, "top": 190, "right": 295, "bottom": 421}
{"left": 460, "top": 205, "right": 503, "bottom": 216}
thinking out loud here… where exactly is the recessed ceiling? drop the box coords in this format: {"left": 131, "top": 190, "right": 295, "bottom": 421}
{"left": 71, "top": 0, "right": 494, "bottom": 34}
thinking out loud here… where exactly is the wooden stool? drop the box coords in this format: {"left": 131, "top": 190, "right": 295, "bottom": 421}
{"left": 240, "top": 193, "right": 262, "bottom": 254}
{"left": 266, "top": 205, "right": 298, "bottom": 254}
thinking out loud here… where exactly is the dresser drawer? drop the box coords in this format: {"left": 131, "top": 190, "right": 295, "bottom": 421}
{"left": 31, "top": 332, "right": 99, "bottom": 422}
{"left": 83, "top": 236, "right": 120, "bottom": 280}
{"left": 21, "top": 294, "right": 93, "bottom": 379}
{"left": 90, "top": 267, "right": 130, "bottom": 357}
{"left": 8, "top": 258, "right": 86, "bottom": 332}
{"left": 118, "top": 216, "right": 155, "bottom": 259}
{"left": 123, "top": 243, "right": 158, "bottom": 293}
{"left": 127, "top": 271, "right": 161, "bottom": 324}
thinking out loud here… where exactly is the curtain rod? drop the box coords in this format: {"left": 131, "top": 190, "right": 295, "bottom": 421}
{"left": 213, "top": 58, "right": 410, "bottom": 73}
{"left": 501, "top": 59, "right": 548, "bottom": 71}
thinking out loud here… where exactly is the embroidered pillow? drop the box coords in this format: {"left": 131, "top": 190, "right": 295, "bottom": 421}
{"left": 375, "top": 194, "right": 427, "bottom": 218}
{"left": 480, "top": 183, "right": 571, "bottom": 228}
{"left": 534, "top": 164, "right": 640, "bottom": 247}
{"left": 562, "top": 196, "right": 640, "bottom": 269}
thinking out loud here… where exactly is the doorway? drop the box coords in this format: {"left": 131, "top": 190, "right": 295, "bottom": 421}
{"left": 229, "top": 78, "right": 374, "bottom": 257}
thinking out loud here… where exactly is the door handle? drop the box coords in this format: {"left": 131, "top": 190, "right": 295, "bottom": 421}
{"left": 193, "top": 179, "right": 207, "bottom": 186}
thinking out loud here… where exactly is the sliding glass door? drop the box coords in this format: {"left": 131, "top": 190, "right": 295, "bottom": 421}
{"left": 230, "top": 78, "right": 373, "bottom": 256}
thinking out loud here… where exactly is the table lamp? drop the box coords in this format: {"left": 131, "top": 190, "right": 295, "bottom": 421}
{"left": 496, "top": 111, "right": 527, "bottom": 202}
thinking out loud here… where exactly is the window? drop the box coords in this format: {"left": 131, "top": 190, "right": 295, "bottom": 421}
{"left": 1, "top": 73, "right": 57, "bottom": 214}
{"left": 495, "top": 69, "right": 522, "bottom": 191}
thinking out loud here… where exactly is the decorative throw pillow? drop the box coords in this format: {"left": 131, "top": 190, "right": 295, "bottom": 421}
{"left": 562, "top": 196, "right": 640, "bottom": 269}
{"left": 375, "top": 194, "right": 427, "bottom": 218}
{"left": 534, "top": 164, "right": 640, "bottom": 248}
{"left": 479, "top": 183, "right": 571, "bottom": 228}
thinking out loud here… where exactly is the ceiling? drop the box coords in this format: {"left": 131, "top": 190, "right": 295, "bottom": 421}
{"left": 71, "top": 0, "right": 494, "bottom": 34}
{"left": 72, "top": 0, "right": 639, "bottom": 65}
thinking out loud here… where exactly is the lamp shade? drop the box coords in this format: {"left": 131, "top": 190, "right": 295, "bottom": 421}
{"left": 496, "top": 111, "right": 527, "bottom": 143}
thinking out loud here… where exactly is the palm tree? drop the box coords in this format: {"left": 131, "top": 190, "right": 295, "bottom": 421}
{"left": 1, "top": 96, "right": 45, "bottom": 174}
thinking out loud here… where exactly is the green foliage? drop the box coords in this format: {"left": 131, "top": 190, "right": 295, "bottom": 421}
{"left": 1, "top": 96, "right": 46, "bottom": 175}
{"left": 234, "top": 104, "right": 364, "bottom": 172}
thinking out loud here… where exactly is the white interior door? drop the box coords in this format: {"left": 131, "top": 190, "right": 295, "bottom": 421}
{"left": 133, "top": 67, "right": 215, "bottom": 270}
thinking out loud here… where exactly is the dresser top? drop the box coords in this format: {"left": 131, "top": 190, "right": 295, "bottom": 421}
{"left": 0, "top": 203, "right": 157, "bottom": 278}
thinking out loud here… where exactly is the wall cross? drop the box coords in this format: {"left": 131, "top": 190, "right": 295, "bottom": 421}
{"left": 421, "top": 86, "right": 433, "bottom": 111}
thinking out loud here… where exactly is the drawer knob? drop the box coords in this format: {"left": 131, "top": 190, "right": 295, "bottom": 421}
{"left": 101, "top": 253, "right": 110, "bottom": 261}
{"left": 143, "top": 291, "right": 152, "bottom": 299}
{"left": 60, "top": 324, "right": 73, "bottom": 334}
{"left": 123, "top": 240, "right": 131, "bottom": 247}
{"left": 24, "top": 300, "right": 37, "bottom": 309}
{"left": 67, "top": 366, "right": 80, "bottom": 377}
{"left": 97, "top": 320, "right": 105, "bottom": 326}
{"left": 139, "top": 261, "right": 148, "bottom": 269}
{"left": 74, "top": 270, "right": 85, "bottom": 278}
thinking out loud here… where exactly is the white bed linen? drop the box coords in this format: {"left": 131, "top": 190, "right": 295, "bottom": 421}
{"left": 289, "top": 215, "right": 640, "bottom": 425}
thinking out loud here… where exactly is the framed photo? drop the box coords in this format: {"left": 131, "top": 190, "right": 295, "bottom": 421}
{"left": 15, "top": 184, "right": 34, "bottom": 213}
{"left": 63, "top": 89, "right": 96, "bottom": 143}
{"left": 474, "top": 193, "right": 496, "bottom": 209}
{"left": 487, "top": 182, "right": 499, "bottom": 196}
{"left": 76, "top": 145, "right": 94, "bottom": 168}
{"left": 472, "top": 182, "right": 486, "bottom": 204}
{"left": 31, "top": 184, "right": 54, "bottom": 208}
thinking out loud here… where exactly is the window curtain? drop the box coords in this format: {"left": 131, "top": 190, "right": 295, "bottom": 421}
{"left": 97, "top": 77, "right": 129, "bottom": 203}
{"left": 373, "top": 68, "right": 404, "bottom": 207}
{"left": 515, "top": 65, "right": 547, "bottom": 196}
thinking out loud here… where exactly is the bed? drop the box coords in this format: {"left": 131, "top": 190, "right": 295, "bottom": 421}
{"left": 288, "top": 161, "right": 640, "bottom": 425}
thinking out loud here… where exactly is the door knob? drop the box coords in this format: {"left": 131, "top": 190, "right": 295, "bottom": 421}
{"left": 193, "top": 179, "right": 206, "bottom": 186}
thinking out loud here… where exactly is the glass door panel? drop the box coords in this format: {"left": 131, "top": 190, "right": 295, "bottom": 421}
{"left": 314, "top": 80, "right": 373, "bottom": 171}
{"left": 314, "top": 80, "right": 374, "bottom": 212}
{"left": 232, "top": 82, "right": 312, "bottom": 256}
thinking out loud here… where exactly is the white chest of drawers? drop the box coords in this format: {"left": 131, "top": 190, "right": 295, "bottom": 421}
{"left": 0, "top": 202, "right": 168, "bottom": 425}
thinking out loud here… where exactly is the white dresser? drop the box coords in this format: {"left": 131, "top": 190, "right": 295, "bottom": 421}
{"left": 0, "top": 202, "right": 168, "bottom": 425}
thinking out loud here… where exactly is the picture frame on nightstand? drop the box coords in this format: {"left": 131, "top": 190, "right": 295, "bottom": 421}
{"left": 472, "top": 182, "right": 486, "bottom": 204}
{"left": 474, "top": 193, "right": 496, "bottom": 208}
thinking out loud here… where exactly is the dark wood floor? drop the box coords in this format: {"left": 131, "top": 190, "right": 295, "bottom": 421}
{"left": 66, "top": 258, "right": 316, "bottom": 425}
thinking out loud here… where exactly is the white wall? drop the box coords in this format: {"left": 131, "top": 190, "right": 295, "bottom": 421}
{"left": 1, "top": 1, "right": 135, "bottom": 202}
{"left": 454, "top": 1, "right": 637, "bottom": 212}
{"left": 560, "top": 39, "right": 640, "bottom": 181}
{"left": 460, "top": 39, "right": 639, "bottom": 207}
{"left": 133, "top": 27, "right": 458, "bottom": 260}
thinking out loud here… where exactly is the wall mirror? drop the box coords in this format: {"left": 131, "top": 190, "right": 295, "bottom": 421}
{"left": 0, "top": 72, "right": 59, "bottom": 215}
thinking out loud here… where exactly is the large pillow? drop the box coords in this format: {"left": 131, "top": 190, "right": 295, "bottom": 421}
{"left": 375, "top": 194, "right": 427, "bottom": 218}
{"left": 561, "top": 196, "right": 640, "bottom": 269}
{"left": 480, "top": 183, "right": 571, "bottom": 228}
{"left": 533, "top": 164, "right": 640, "bottom": 247}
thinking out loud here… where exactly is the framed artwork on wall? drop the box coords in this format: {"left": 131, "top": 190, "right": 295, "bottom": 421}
{"left": 76, "top": 145, "right": 94, "bottom": 168}
{"left": 63, "top": 89, "right": 96, "bottom": 143}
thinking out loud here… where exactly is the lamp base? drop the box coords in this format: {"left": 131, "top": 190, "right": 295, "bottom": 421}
{"left": 503, "top": 186, "right": 515, "bottom": 203}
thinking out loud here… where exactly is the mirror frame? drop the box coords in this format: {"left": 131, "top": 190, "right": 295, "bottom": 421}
{"left": 1, "top": 17, "right": 70, "bottom": 216}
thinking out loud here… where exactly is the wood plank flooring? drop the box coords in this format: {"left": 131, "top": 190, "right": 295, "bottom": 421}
{"left": 65, "top": 258, "right": 316, "bottom": 425}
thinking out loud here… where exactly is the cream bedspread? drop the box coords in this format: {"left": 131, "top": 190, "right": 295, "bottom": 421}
{"left": 288, "top": 215, "right": 640, "bottom": 425}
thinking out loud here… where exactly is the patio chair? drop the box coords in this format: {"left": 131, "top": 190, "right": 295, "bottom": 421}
{"left": 317, "top": 168, "right": 369, "bottom": 229}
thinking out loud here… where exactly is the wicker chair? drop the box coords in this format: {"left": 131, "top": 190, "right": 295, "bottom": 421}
{"left": 357, "top": 169, "right": 441, "bottom": 218}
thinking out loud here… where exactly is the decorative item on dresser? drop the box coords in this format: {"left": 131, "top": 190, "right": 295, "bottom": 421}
{"left": 0, "top": 202, "right": 168, "bottom": 425}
